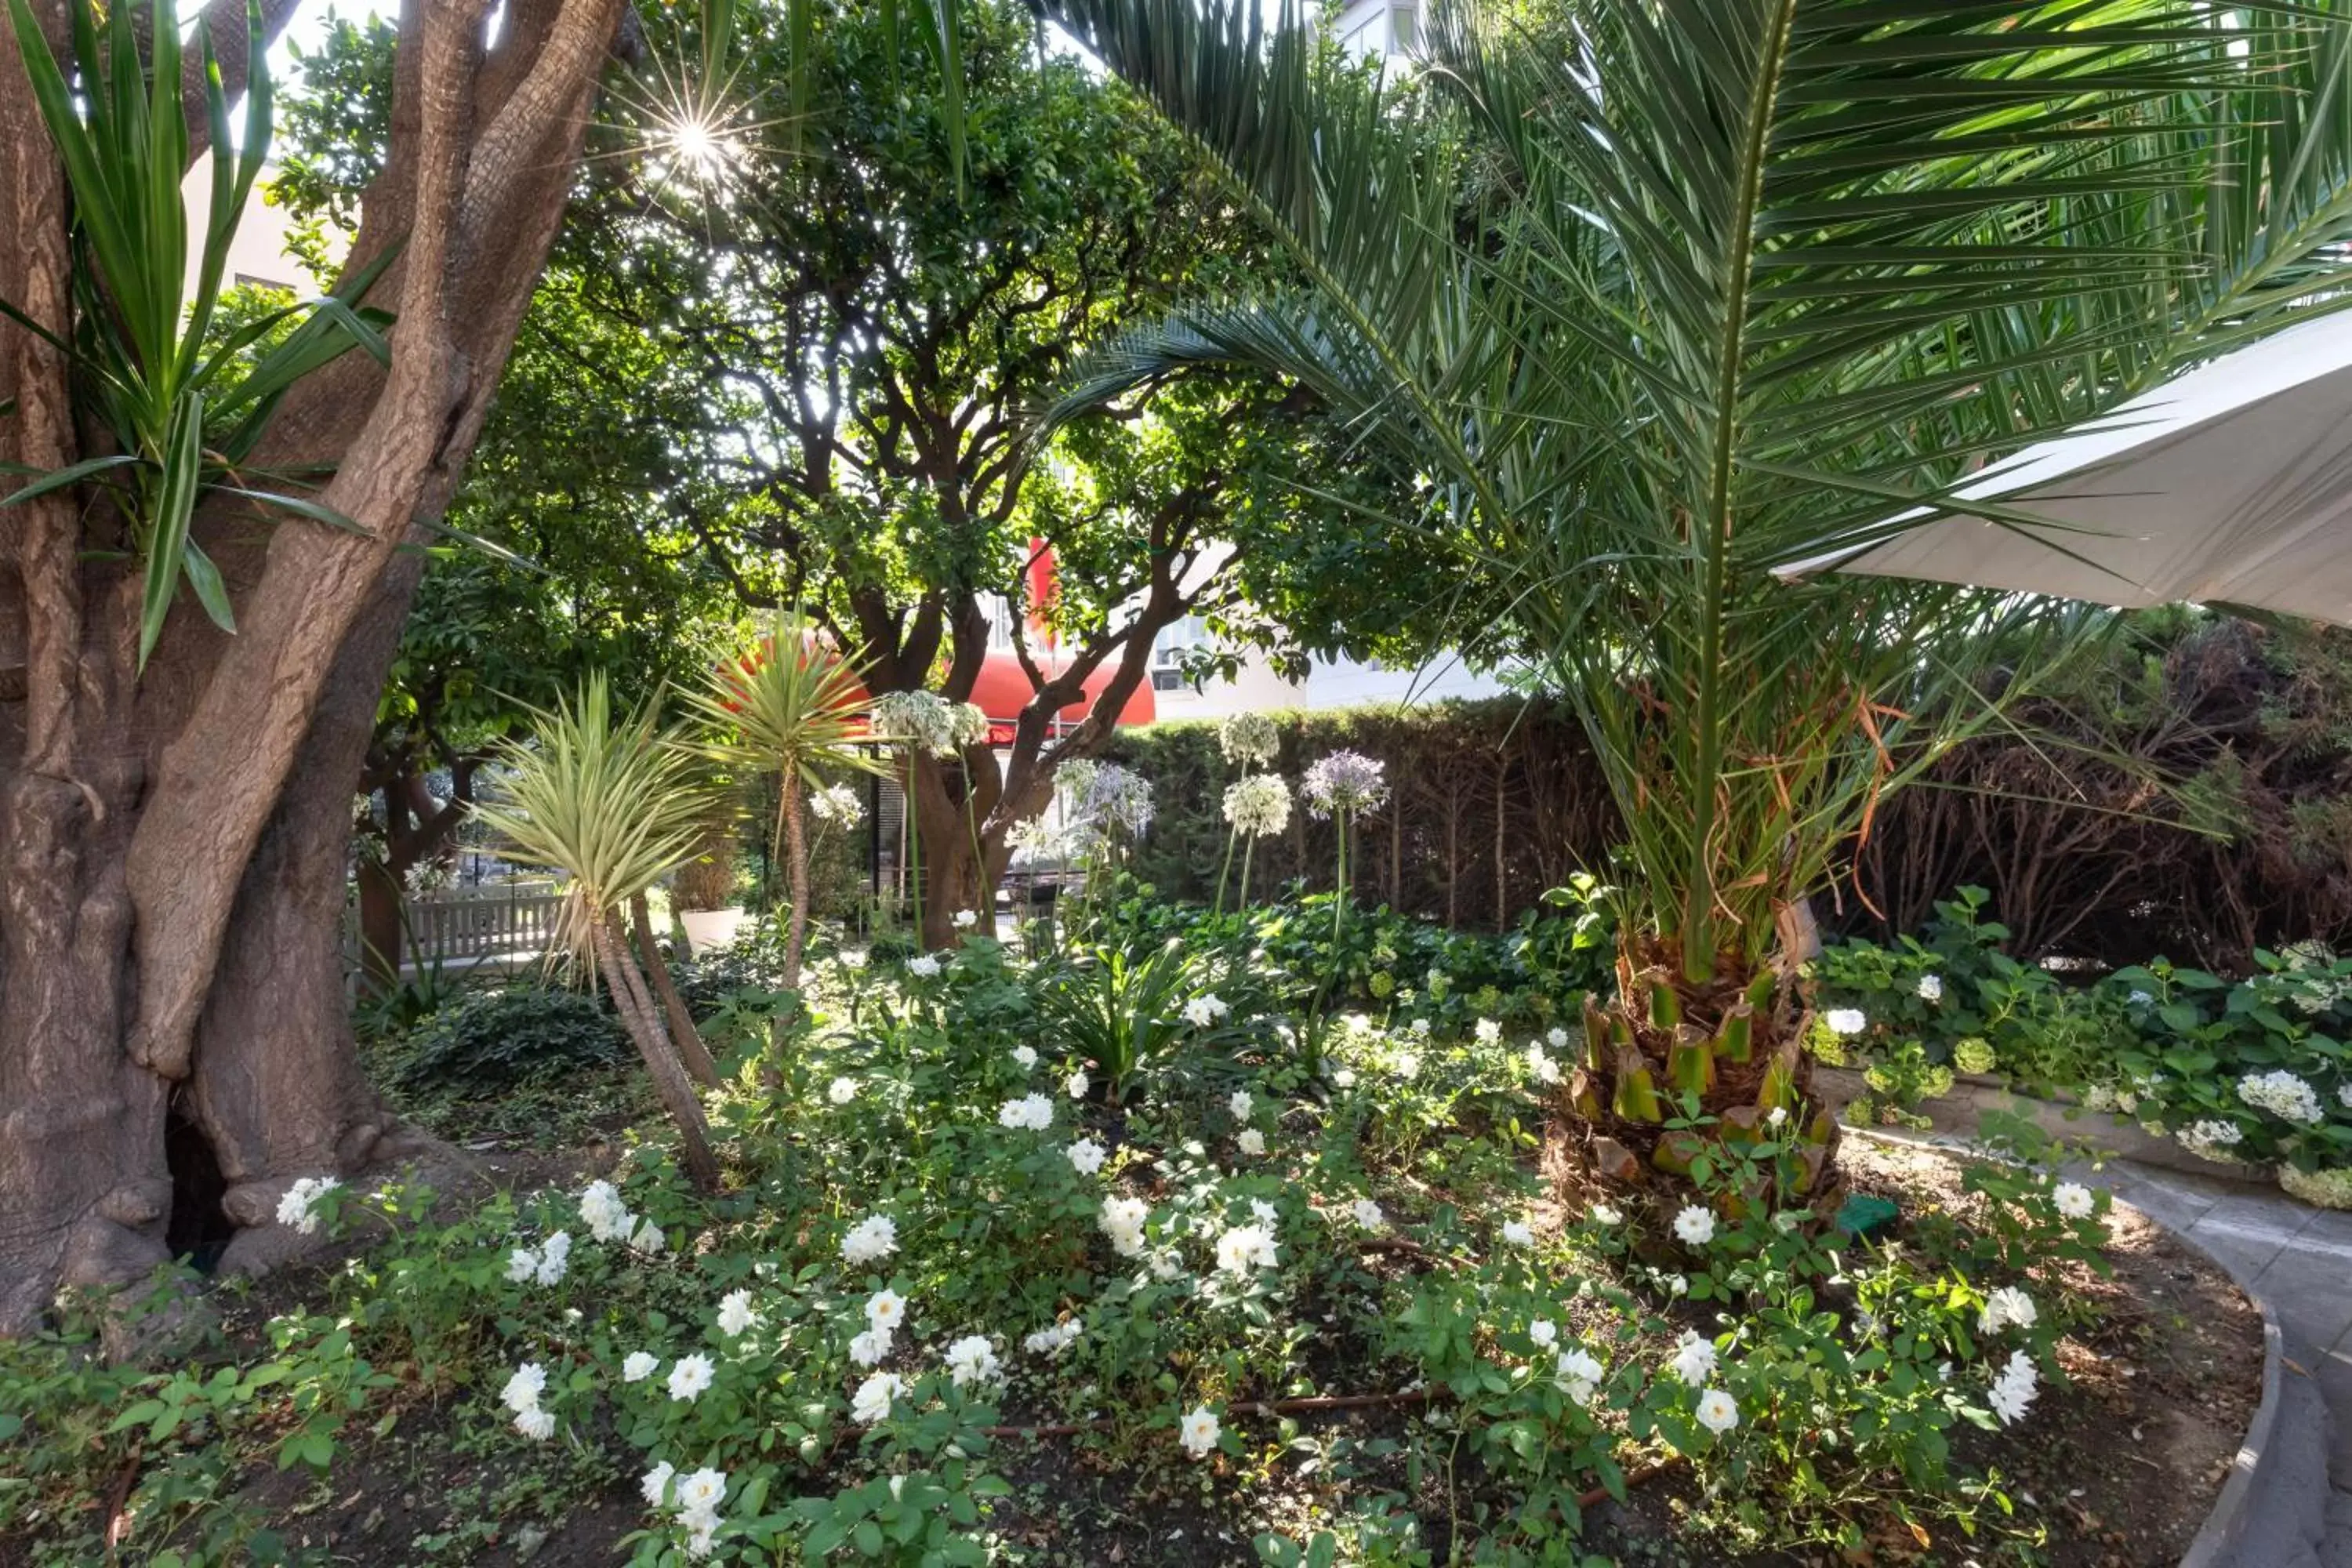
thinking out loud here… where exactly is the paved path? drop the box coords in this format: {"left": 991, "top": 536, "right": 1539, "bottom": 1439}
{"left": 2085, "top": 1160, "right": 2352, "bottom": 1566}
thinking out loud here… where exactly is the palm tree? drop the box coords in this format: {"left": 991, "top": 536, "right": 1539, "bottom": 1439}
{"left": 472, "top": 674, "right": 723, "bottom": 1190}
{"left": 1042, "top": 0, "right": 2352, "bottom": 1209}
{"left": 681, "top": 608, "right": 885, "bottom": 990}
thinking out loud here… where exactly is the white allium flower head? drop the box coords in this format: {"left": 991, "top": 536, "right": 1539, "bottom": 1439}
{"left": 1218, "top": 711, "right": 1280, "bottom": 767}
{"left": 851, "top": 1370, "right": 906, "bottom": 1425}
{"left": 1672, "top": 1205, "right": 1716, "bottom": 1247}
{"left": 827, "top": 1076, "right": 858, "bottom": 1105}
{"left": 717, "top": 1289, "right": 757, "bottom": 1337}
{"left": 1000, "top": 1094, "right": 1055, "bottom": 1131}
{"left": 514, "top": 1406, "right": 556, "bottom": 1441}
{"left": 906, "top": 953, "right": 942, "bottom": 979}
{"left": 1178, "top": 1405, "right": 1221, "bottom": 1459}
{"left": 1066, "top": 1138, "right": 1107, "bottom": 1175}
{"left": 622, "top": 1351, "right": 659, "bottom": 1384}
{"left": 1916, "top": 973, "right": 1944, "bottom": 1003}
{"left": 1824, "top": 1007, "right": 1867, "bottom": 1036}
{"left": 808, "top": 782, "right": 866, "bottom": 826}
{"left": 842, "top": 1214, "right": 899, "bottom": 1266}
{"left": 943, "top": 1334, "right": 1002, "bottom": 1388}
{"left": 2051, "top": 1181, "right": 2096, "bottom": 1220}
{"left": 1012, "top": 1045, "right": 1038, "bottom": 1070}
{"left": 1236, "top": 1127, "right": 1266, "bottom": 1157}
{"left": 1301, "top": 750, "right": 1388, "bottom": 816}
{"left": 666, "top": 1353, "right": 714, "bottom": 1403}
{"left": 1695, "top": 1388, "right": 1740, "bottom": 1434}
{"left": 1221, "top": 775, "right": 1292, "bottom": 839}
{"left": 1501, "top": 1218, "right": 1535, "bottom": 1248}
{"left": 500, "top": 1362, "right": 548, "bottom": 1414}
{"left": 1670, "top": 1331, "right": 1718, "bottom": 1388}
{"left": 1350, "top": 1197, "right": 1385, "bottom": 1230}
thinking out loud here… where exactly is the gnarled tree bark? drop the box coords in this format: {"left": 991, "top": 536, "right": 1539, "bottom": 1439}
{"left": 0, "top": 0, "right": 630, "bottom": 1331}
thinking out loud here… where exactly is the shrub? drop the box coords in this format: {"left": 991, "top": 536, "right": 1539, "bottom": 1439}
{"left": 390, "top": 984, "right": 630, "bottom": 1094}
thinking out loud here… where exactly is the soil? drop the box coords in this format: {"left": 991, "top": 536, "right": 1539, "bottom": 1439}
{"left": 5, "top": 1142, "right": 2260, "bottom": 1568}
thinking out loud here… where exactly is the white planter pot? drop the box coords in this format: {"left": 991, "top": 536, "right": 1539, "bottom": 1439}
{"left": 677, "top": 907, "right": 748, "bottom": 956}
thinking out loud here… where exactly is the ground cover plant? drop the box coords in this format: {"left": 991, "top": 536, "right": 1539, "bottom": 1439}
{"left": 3, "top": 922, "right": 2244, "bottom": 1567}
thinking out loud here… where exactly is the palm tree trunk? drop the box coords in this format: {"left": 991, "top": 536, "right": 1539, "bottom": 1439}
{"left": 595, "top": 914, "right": 720, "bottom": 1192}
{"left": 631, "top": 891, "right": 718, "bottom": 1087}
{"left": 781, "top": 770, "right": 811, "bottom": 989}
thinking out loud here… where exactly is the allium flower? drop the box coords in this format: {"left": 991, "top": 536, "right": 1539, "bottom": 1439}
{"left": 1011, "top": 1045, "right": 1039, "bottom": 1071}
{"left": 848, "top": 1328, "right": 893, "bottom": 1367}
{"left": 1099, "top": 1196, "right": 1150, "bottom": 1258}
{"left": 808, "top": 782, "right": 866, "bottom": 827}
{"left": 1185, "top": 993, "right": 1232, "bottom": 1028}
{"left": 1695, "top": 1388, "right": 1740, "bottom": 1434}
{"left": 1024, "top": 1320, "right": 1082, "bottom": 1359}
{"left": 641, "top": 1460, "right": 676, "bottom": 1507}
{"left": 717, "top": 1289, "right": 757, "bottom": 1337}
{"left": 1557, "top": 1347, "right": 1604, "bottom": 1404}
{"left": 1526, "top": 1045, "right": 1563, "bottom": 1086}
{"left": 1066, "top": 1138, "right": 1107, "bottom": 1175}
{"left": 579, "top": 1179, "right": 633, "bottom": 1243}
{"left": 1475, "top": 1018, "right": 1502, "bottom": 1046}
{"left": 2051, "top": 1181, "right": 2096, "bottom": 1220}
{"left": 1301, "top": 750, "right": 1388, "bottom": 817}
{"left": 1987, "top": 1350, "right": 2039, "bottom": 1425}
{"left": 534, "top": 1231, "right": 572, "bottom": 1287}
{"left": 999, "top": 1094, "right": 1054, "bottom": 1131}
{"left": 514, "top": 1406, "right": 557, "bottom": 1441}
{"left": 274, "top": 1174, "right": 342, "bottom": 1235}
{"left": 630, "top": 1218, "right": 667, "bottom": 1257}
{"left": 1530, "top": 1319, "right": 1558, "bottom": 1348}
{"left": 1178, "top": 1405, "right": 1221, "bottom": 1459}
{"left": 871, "top": 690, "right": 985, "bottom": 757}
{"left": 953, "top": 909, "right": 978, "bottom": 931}
{"left": 842, "top": 1214, "right": 899, "bottom": 1266}
{"left": 1501, "top": 1218, "right": 1535, "bottom": 1248}
{"left": 622, "top": 1351, "right": 658, "bottom": 1384}
{"left": 1824, "top": 1007, "right": 1867, "bottom": 1036}
{"left": 1065, "top": 1069, "right": 1090, "bottom": 1100}
{"left": 1215, "top": 1222, "right": 1280, "bottom": 1276}
{"left": 1670, "top": 1331, "right": 1718, "bottom": 1388}
{"left": 1916, "top": 973, "right": 1944, "bottom": 1003}
{"left": 1672, "top": 1205, "right": 1716, "bottom": 1247}
{"left": 943, "top": 1334, "right": 1002, "bottom": 1388}
{"left": 500, "top": 1362, "right": 549, "bottom": 1414}
{"left": 666, "top": 1354, "right": 714, "bottom": 1403}
{"left": 827, "top": 1076, "right": 858, "bottom": 1105}
{"left": 1350, "top": 1197, "right": 1385, "bottom": 1230}
{"left": 1979, "top": 1286, "right": 2038, "bottom": 1334}
{"left": 1588, "top": 1203, "right": 1622, "bottom": 1225}
{"left": 1077, "top": 763, "right": 1155, "bottom": 837}
{"left": 906, "top": 953, "right": 942, "bottom": 979}
{"left": 2238, "top": 1069, "right": 2325, "bottom": 1124}
{"left": 851, "top": 1370, "right": 905, "bottom": 1425}
{"left": 1221, "top": 775, "right": 1292, "bottom": 839}
{"left": 1227, "top": 1089, "right": 1254, "bottom": 1120}
{"left": 1236, "top": 1128, "right": 1266, "bottom": 1156}
{"left": 865, "top": 1289, "right": 907, "bottom": 1333}
{"left": 1218, "top": 711, "right": 1280, "bottom": 768}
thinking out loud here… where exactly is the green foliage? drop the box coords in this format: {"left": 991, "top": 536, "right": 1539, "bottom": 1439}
{"left": 388, "top": 984, "right": 632, "bottom": 1095}
{"left": 0, "top": 0, "right": 392, "bottom": 667}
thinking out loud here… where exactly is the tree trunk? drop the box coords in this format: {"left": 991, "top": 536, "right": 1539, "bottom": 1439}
{"left": 631, "top": 891, "right": 717, "bottom": 1088}
{"left": 356, "top": 854, "right": 405, "bottom": 994}
{"left": 594, "top": 913, "right": 720, "bottom": 1192}
{"left": 780, "top": 769, "right": 811, "bottom": 988}
{"left": 0, "top": 0, "right": 630, "bottom": 1331}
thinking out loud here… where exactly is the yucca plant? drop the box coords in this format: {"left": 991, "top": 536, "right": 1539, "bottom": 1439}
{"left": 1044, "top": 0, "right": 2352, "bottom": 1214}
{"left": 680, "top": 606, "right": 885, "bottom": 990}
{"left": 1, "top": 0, "right": 395, "bottom": 669}
{"left": 1040, "top": 938, "right": 1218, "bottom": 1107}
{"left": 471, "top": 674, "right": 722, "bottom": 1190}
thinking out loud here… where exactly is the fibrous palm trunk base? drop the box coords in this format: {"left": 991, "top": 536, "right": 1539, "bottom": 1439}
{"left": 1552, "top": 936, "right": 1843, "bottom": 1224}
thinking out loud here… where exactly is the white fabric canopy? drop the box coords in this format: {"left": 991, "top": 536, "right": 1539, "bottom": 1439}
{"left": 1779, "top": 309, "right": 2352, "bottom": 626}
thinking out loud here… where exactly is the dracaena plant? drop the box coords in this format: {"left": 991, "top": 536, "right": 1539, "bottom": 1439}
{"left": 471, "top": 673, "right": 722, "bottom": 1190}
{"left": 1, "top": 0, "right": 393, "bottom": 669}
{"left": 1041, "top": 0, "right": 2352, "bottom": 1210}
{"left": 678, "top": 606, "right": 885, "bottom": 991}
